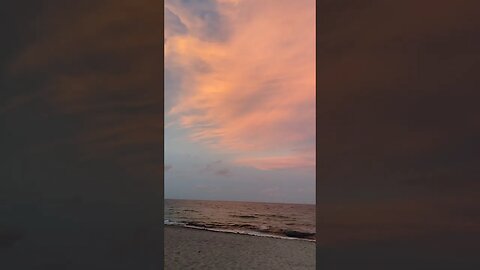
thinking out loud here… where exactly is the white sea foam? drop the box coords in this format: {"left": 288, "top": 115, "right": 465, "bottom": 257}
{"left": 164, "top": 220, "right": 315, "bottom": 242}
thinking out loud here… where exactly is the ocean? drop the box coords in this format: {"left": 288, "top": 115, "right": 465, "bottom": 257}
{"left": 164, "top": 199, "right": 316, "bottom": 241}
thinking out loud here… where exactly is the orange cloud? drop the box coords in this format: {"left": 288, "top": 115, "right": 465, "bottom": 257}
{"left": 165, "top": 0, "right": 315, "bottom": 170}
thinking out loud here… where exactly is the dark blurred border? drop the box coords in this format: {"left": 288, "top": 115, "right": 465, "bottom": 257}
{"left": 1, "top": 1, "right": 164, "bottom": 269}
{"left": 316, "top": 0, "right": 480, "bottom": 269}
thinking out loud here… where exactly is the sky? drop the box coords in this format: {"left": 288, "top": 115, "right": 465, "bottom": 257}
{"left": 164, "top": 0, "right": 316, "bottom": 204}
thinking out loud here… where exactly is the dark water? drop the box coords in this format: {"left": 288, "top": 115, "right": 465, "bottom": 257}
{"left": 165, "top": 199, "right": 315, "bottom": 241}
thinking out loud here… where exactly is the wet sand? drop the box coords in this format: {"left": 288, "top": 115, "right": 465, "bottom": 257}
{"left": 164, "top": 226, "right": 315, "bottom": 270}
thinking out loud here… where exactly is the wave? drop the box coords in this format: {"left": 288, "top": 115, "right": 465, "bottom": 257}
{"left": 164, "top": 219, "right": 315, "bottom": 242}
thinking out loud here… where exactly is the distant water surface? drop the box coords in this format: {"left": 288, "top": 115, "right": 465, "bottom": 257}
{"left": 165, "top": 199, "right": 315, "bottom": 241}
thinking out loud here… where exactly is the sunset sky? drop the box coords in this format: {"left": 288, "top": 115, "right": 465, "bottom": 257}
{"left": 164, "top": 0, "right": 316, "bottom": 204}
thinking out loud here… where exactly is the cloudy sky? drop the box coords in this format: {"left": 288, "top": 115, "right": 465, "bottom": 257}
{"left": 164, "top": 0, "right": 316, "bottom": 204}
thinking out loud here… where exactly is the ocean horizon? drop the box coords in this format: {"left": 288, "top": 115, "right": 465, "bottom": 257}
{"left": 164, "top": 199, "right": 316, "bottom": 241}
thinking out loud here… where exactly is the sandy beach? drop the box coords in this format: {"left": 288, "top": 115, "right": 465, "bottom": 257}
{"left": 164, "top": 226, "right": 315, "bottom": 270}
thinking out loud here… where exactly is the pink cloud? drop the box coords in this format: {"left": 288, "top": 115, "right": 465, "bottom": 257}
{"left": 165, "top": 0, "right": 315, "bottom": 170}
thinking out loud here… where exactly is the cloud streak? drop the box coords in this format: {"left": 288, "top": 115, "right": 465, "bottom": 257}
{"left": 165, "top": 0, "right": 315, "bottom": 170}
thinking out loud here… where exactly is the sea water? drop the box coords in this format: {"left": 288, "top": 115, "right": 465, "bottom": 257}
{"left": 164, "top": 199, "right": 315, "bottom": 241}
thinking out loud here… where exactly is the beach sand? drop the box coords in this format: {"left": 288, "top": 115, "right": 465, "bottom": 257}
{"left": 164, "top": 226, "right": 315, "bottom": 270}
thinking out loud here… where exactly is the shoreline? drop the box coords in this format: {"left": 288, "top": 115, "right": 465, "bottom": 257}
{"left": 164, "top": 223, "right": 316, "bottom": 242}
{"left": 165, "top": 226, "right": 315, "bottom": 270}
